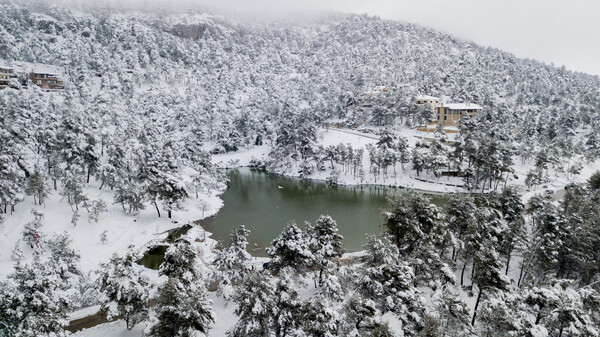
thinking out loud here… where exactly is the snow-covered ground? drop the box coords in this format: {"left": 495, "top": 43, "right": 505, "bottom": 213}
{"left": 0, "top": 178, "right": 224, "bottom": 280}
{"left": 4, "top": 126, "right": 598, "bottom": 336}
{"left": 213, "top": 126, "right": 598, "bottom": 197}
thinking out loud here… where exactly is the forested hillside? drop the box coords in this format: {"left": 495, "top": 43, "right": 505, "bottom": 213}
{"left": 0, "top": 1, "right": 599, "bottom": 336}
{"left": 1, "top": 0, "right": 599, "bottom": 196}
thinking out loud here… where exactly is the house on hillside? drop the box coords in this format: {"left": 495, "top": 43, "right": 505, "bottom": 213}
{"left": 415, "top": 95, "right": 440, "bottom": 108}
{"left": 0, "top": 61, "right": 14, "bottom": 90}
{"left": 28, "top": 71, "right": 64, "bottom": 90}
{"left": 0, "top": 59, "right": 65, "bottom": 91}
{"left": 436, "top": 102, "right": 482, "bottom": 126}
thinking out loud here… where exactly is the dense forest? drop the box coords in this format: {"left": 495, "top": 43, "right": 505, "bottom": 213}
{"left": 0, "top": 0, "right": 599, "bottom": 336}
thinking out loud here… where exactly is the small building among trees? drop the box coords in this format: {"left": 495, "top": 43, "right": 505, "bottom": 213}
{"left": 0, "top": 59, "right": 65, "bottom": 90}
{"left": 436, "top": 102, "right": 482, "bottom": 126}
{"left": 414, "top": 95, "right": 440, "bottom": 108}
{"left": 0, "top": 61, "right": 14, "bottom": 89}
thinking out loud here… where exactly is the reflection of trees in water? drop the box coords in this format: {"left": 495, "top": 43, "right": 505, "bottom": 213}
{"left": 209, "top": 168, "right": 450, "bottom": 255}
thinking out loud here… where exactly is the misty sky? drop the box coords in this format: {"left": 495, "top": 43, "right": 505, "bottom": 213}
{"left": 189, "top": 0, "right": 600, "bottom": 76}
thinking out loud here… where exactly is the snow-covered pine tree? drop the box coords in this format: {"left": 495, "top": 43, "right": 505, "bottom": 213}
{"left": 100, "top": 230, "right": 108, "bottom": 244}
{"left": 60, "top": 167, "right": 88, "bottom": 211}
{"left": 24, "top": 165, "right": 48, "bottom": 206}
{"left": 266, "top": 221, "right": 313, "bottom": 272}
{"left": 229, "top": 272, "right": 275, "bottom": 337}
{"left": 298, "top": 295, "right": 340, "bottom": 337}
{"left": 160, "top": 239, "right": 203, "bottom": 285}
{"left": 46, "top": 232, "right": 83, "bottom": 305}
{"left": 214, "top": 225, "right": 251, "bottom": 297}
{"left": 147, "top": 278, "right": 214, "bottom": 337}
{"left": 272, "top": 268, "right": 303, "bottom": 337}
{"left": 307, "top": 215, "right": 344, "bottom": 286}
{"left": 96, "top": 253, "right": 150, "bottom": 330}
{"left": 470, "top": 246, "right": 509, "bottom": 326}
{"left": 430, "top": 290, "right": 474, "bottom": 337}
{"left": 339, "top": 293, "right": 381, "bottom": 336}
{"left": 21, "top": 209, "right": 44, "bottom": 249}
{"left": 0, "top": 259, "right": 73, "bottom": 336}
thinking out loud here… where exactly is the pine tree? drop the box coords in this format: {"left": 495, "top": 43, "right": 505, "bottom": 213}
{"left": 382, "top": 192, "right": 444, "bottom": 255}
{"left": 100, "top": 230, "right": 108, "bottom": 244}
{"left": 160, "top": 239, "right": 202, "bottom": 284}
{"left": 21, "top": 209, "right": 44, "bottom": 249}
{"left": 339, "top": 294, "right": 380, "bottom": 336}
{"left": 97, "top": 253, "right": 150, "bottom": 330}
{"left": 363, "top": 233, "right": 400, "bottom": 266}
{"left": 471, "top": 246, "right": 509, "bottom": 326}
{"left": 214, "top": 225, "right": 251, "bottom": 295}
{"left": 272, "top": 268, "right": 302, "bottom": 337}
{"left": 298, "top": 295, "right": 340, "bottom": 337}
{"left": 431, "top": 291, "right": 474, "bottom": 337}
{"left": 358, "top": 259, "right": 423, "bottom": 334}
{"left": 114, "top": 179, "right": 146, "bottom": 214}
{"left": 87, "top": 199, "right": 107, "bottom": 223}
{"left": 229, "top": 272, "right": 275, "bottom": 337}
{"left": 307, "top": 215, "right": 345, "bottom": 286}
{"left": 266, "top": 222, "right": 313, "bottom": 272}
{"left": 46, "top": 232, "right": 83, "bottom": 289}
{"left": 148, "top": 278, "right": 214, "bottom": 337}
{"left": 60, "top": 167, "right": 88, "bottom": 211}
{"left": 0, "top": 259, "right": 74, "bottom": 336}
{"left": 25, "top": 165, "right": 49, "bottom": 206}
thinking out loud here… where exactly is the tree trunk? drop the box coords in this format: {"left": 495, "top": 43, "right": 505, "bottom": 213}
{"left": 168, "top": 210, "right": 172, "bottom": 219}
{"left": 471, "top": 287, "right": 483, "bottom": 326}
{"left": 517, "top": 263, "right": 526, "bottom": 288}
{"left": 461, "top": 262, "right": 468, "bottom": 286}
{"left": 535, "top": 311, "right": 542, "bottom": 325}
{"left": 154, "top": 201, "right": 161, "bottom": 217}
{"left": 505, "top": 248, "right": 512, "bottom": 275}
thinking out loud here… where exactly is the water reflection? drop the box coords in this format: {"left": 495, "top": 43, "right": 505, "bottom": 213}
{"left": 200, "top": 168, "right": 448, "bottom": 256}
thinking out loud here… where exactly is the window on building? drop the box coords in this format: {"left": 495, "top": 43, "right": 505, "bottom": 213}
{"left": 49, "top": 80, "right": 56, "bottom": 85}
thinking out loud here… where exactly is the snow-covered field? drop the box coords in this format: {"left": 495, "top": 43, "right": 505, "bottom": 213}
{"left": 0, "top": 178, "right": 224, "bottom": 280}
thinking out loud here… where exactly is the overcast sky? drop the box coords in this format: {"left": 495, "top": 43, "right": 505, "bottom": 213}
{"left": 182, "top": 0, "right": 599, "bottom": 76}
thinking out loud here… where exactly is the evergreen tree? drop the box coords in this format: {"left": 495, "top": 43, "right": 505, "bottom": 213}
{"left": 298, "top": 296, "right": 340, "bottom": 337}
{"left": 431, "top": 290, "right": 474, "bottom": 337}
{"left": 229, "top": 272, "right": 275, "bottom": 337}
{"left": 214, "top": 225, "right": 251, "bottom": 295}
{"left": 160, "top": 239, "right": 203, "bottom": 285}
{"left": 266, "top": 222, "right": 313, "bottom": 272}
{"left": 339, "top": 294, "right": 380, "bottom": 336}
{"left": 96, "top": 253, "right": 150, "bottom": 330}
{"left": 307, "top": 215, "right": 345, "bottom": 286}
{"left": 587, "top": 171, "right": 600, "bottom": 190}
{"left": 0, "top": 258, "right": 74, "bottom": 336}
{"left": 272, "top": 268, "right": 302, "bottom": 337}
{"left": 382, "top": 192, "right": 444, "bottom": 255}
{"left": 24, "top": 165, "right": 48, "bottom": 206}
{"left": 60, "top": 167, "right": 88, "bottom": 211}
{"left": 147, "top": 278, "right": 214, "bottom": 337}
{"left": 358, "top": 259, "right": 423, "bottom": 334}
{"left": 21, "top": 209, "right": 44, "bottom": 249}
{"left": 471, "top": 246, "right": 509, "bottom": 326}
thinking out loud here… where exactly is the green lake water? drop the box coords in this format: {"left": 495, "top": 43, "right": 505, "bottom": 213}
{"left": 198, "top": 168, "right": 448, "bottom": 256}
